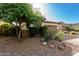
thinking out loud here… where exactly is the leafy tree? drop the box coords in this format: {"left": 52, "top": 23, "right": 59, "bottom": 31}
{"left": 0, "top": 3, "right": 44, "bottom": 40}
{"left": 28, "top": 8, "right": 45, "bottom": 27}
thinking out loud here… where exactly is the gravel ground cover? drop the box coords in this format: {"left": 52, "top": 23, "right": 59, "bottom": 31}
{"left": 0, "top": 35, "right": 79, "bottom": 56}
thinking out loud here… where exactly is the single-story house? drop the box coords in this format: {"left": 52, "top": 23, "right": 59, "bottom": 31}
{"left": 42, "top": 21, "right": 63, "bottom": 31}
{"left": 0, "top": 20, "right": 64, "bottom": 37}
{"left": 20, "top": 21, "right": 64, "bottom": 37}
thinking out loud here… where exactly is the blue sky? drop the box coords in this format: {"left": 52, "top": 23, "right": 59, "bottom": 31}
{"left": 42, "top": 3, "right": 79, "bottom": 24}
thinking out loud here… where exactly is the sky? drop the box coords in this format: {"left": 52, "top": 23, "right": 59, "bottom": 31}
{"left": 32, "top": 3, "right": 79, "bottom": 24}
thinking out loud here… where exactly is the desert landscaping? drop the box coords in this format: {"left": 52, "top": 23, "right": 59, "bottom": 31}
{"left": 0, "top": 34, "right": 79, "bottom": 56}
{"left": 0, "top": 3, "right": 79, "bottom": 56}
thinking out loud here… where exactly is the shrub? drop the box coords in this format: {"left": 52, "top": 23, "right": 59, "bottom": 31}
{"left": 8, "top": 28, "right": 17, "bottom": 36}
{"left": 42, "top": 30, "right": 64, "bottom": 42}
{"left": 1, "top": 23, "right": 11, "bottom": 32}
{"left": 70, "top": 31, "right": 78, "bottom": 35}
{"left": 28, "top": 27, "right": 38, "bottom": 37}
{"left": 65, "top": 26, "right": 73, "bottom": 32}
{"left": 55, "top": 30, "right": 64, "bottom": 41}
{"left": 0, "top": 23, "right": 11, "bottom": 36}
{"left": 73, "top": 28, "right": 79, "bottom": 32}
{"left": 0, "top": 23, "right": 17, "bottom": 36}
{"left": 42, "top": 26, "right": 48, "bottom": 34}
{"left": 43, "top": 30, "right": 53, "bottom": 42}
{"left": 64, "top": 31, "right": 68, "bottom": 34}
{"left": 39, "top": 26, "right": 48, "bottom": 37}
{"left": 28, "top": 26, "right": 48, "bottom": 37}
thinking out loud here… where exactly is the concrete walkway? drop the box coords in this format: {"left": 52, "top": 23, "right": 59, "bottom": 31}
{"left": 73, "top": 52, "right": 79, "bottom": 56}
{"left": 64, "top": 38, "right": 79, "bottom": 46}
{"left": 64, "top": 38, "right": 79, "bottom": 56}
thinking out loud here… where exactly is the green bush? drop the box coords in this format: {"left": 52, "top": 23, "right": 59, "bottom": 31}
{"left": 66, "top": 26, "right": 79, "bottom": 32}
{"left": 43, "top": 30, "right": 53, "bottom": 42}
{"left": 42, "top": 30, "right": 64, "bottom": 42}
{"left": 28, "top": 27, "right": 38, "bottom": 37}
{"left": 39, "top": 26, "right": 48, "bottom": 37}
{"left": 28, "top": 26, "right": 48, "bottom": 37}
{"left": 8, "top": 28, "right": 17, "bottom": 36}
{"left": 0, "top": 23, "right": 11, "bottom": 36}
{"left": 65, "top": 26, "right": 73, "bottom": 32}
{"left": 1, "top": 23, "right": 11, "bottom": 32}
{"left": 0, "top": 23, "right": 17, "bottom": 36}
{"left": 50, "top": 30, "right": 57, "bottom": 39}
{"left": 73, "top": 28, "right": 79, "bottom": 32}
{"left": 55, "top": 30, "right": 64, "bottom": 41}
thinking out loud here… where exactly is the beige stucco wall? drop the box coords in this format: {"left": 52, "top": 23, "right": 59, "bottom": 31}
{"left": 42, "top": 22, "right": 59, "bottom": 26}
{"left": 42, "top": 22, "right": 63, "bottom": 31}
{"left": 21, "top": 22, "right": 28, "bottom": 30}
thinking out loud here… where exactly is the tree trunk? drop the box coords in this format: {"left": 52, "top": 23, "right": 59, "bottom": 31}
{"left": 15, "top": 26, "right": 21, "bottom": 40}
{"left": 18, "top": 29, "right": 21, "bottom": 40}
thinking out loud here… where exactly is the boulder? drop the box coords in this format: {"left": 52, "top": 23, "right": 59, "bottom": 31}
{"left": 63, "top": 42, "right": 68, "bottom": 48}
{"left": 42, "top": 42, "right": 47, "bottom": 45}
{"left": 58, "top": 46, "right": 65, "bottom": 50}
{"left": 48, "top": 44, "right": 55, "bottom": 48}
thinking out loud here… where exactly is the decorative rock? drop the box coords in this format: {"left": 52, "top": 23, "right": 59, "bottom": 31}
{"left": 48, "top": 44, "right": 55, "bottom": 48}
{"left": 63, "top": 42, "right": 68, "bottom": 48}
{"left": 56, "top": 42, "right": 66, "bottom": 50}
{"left": 42, "top": 42, "right": 47, "bottom": 45}
{"left": 58, "top": 46, "right": 65, "bottom": 50}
